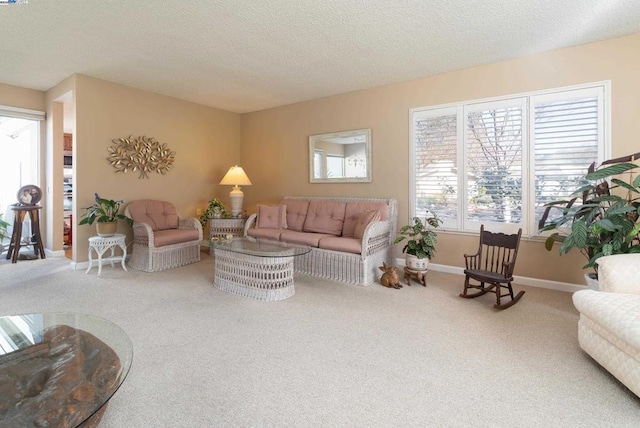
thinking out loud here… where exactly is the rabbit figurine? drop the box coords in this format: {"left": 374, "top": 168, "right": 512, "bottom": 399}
{"left": 379, "top": 262, "right": 402, "bottom": 289}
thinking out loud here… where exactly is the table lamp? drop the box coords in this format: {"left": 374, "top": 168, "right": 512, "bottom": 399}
{"left": 219, "top": 165, "right": 252, "bottom": 216}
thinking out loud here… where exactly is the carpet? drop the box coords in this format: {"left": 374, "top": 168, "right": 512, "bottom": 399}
{"left": 0, "top": 252, "right": 639, "bottom": 427}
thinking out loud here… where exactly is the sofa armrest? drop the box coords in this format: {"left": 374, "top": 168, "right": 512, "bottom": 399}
{"left": 244, "top": 213, "right": 258, "bottom": 237}
{"left": 361, "top": 220, "right": 392, "bottom": 257}
{"left": 596, "top": 254, "right": 640, "bottom": 294}
{"left": 178, "top": 217, "right": 203, "bottom": 239}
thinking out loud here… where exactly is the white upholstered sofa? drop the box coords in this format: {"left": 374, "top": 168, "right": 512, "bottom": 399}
{"left": 572, "top": 254, "right": 640, "bottom": 398}
{"left": 244, "top": 196, "right": 398, "bottom": 286}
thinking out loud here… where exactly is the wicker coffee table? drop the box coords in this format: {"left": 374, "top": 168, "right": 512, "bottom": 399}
{"left": 210, "top": 238, "right": 311, "bottom": 301}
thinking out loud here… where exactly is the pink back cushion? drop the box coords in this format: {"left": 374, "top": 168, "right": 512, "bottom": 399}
{"left": 353, "top": 211, "right": 381, "bottom": 239}
{"left": 127, "top": 200, "right": 179, "bottom": 231}
{"left": 283, "top": 199, "right": 310, "bottom": 231}
{"left": 257, "top": 204, "right": 287, "bottom": 229}
{"left": 343, "top": 202, "right": 389, "bottom": 237}
{"left": 303, "top": 200, "right": 346, "bottom": 236}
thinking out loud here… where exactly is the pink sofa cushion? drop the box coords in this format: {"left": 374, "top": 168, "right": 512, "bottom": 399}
{"left": 128, "top": 200, "right": 179, "bottom": 231}
{"left": 342, "top": 202, "right": 389, "bottom": 237}
{"left": 247, "top": 227, "right": 283, "bottom": 240}
{"left": 283, "top": 199, "right": 309, "bottom": 231}
{"left": 257, "top": 204, "right": 287, "bottom": 229}
{"left": 303, "top": 200, "right": 346, "bottom": 236}
{"left": 280, "top": 230, "right": 334, "bottom": 247}
{"left": 318, "top": 237, "right": 362, "bottom": 254}
{"left": 354, "top": 210, "right": 381, "bottom": 239}
{"left": 153, "top": 228, "right": 200, "bottom": 247}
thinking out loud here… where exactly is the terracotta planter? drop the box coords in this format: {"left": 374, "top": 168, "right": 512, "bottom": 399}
{"left": 96, "top": 221, "right": 117, "bottom": 237}
{"left": 405, "top": 254, "right": 429, "bottom": 271}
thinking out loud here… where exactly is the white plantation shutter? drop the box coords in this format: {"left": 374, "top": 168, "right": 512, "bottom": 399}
{"left": 465, "top": 100, "right": 524, "bottom": 225}
{"left": 411, "top": 108, "right": 458, "bottom": 224}
{"left": 532, "top": 88, "right": 602, "bottom": 222}
{"left": 409, "top": 82, "right": 608, "bottom": 234}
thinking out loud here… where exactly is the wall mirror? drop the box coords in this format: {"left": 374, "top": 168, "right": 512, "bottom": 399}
{"left": 309, "top": 129, "right": 371, "bottom": 183}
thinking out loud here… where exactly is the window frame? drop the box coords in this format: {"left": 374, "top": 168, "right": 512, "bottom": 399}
{"left": 409, "top": 81, "right": 611, "bottom": 236}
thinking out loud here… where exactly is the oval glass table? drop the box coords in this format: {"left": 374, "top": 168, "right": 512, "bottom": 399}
{"left": 209, "top": 237, "right": 311, "bottom": 301}
{"left": 0, "top": 312, "right": 133, "bottom": 427}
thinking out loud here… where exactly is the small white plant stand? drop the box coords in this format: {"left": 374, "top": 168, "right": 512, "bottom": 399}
{"left": 86, "top": 234, "right": 127, "bottom": 277}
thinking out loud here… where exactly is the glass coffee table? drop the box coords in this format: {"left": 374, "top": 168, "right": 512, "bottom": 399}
{"left": 209, "top": 238, "right": 311, "bottom": 301}
{"left": 0, "top": 312, "right": 133, "bottom": 427}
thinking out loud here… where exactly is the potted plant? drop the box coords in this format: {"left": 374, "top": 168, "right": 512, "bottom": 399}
{"left": 394, "top": 214, "right": 442, "bottom": 271}
{"left": 79, "top": 193, "right": 133, "bottom": 237}
{"left": 199, "top": 198, "right": 230, "bottom": 226}
{"left": 538, "top": 153, "right": 640, "bottom": 286}
{"left": 0, "top": 214, "right": 10, "bottom": 254}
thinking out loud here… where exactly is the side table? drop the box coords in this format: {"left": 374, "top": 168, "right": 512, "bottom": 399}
{"left": 208, "top": 217, "right": 247, "bottom": 255}
{"left": 86, "top": 234, "right": 127, "bottom": 277}
{"left": 404, "top": 266, "right": 427, "bottom": 287}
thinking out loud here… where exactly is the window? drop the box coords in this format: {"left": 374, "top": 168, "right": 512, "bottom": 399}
{"left": 0, "top": 106, "right": 44, "bottom": 219}
{"left": 410, "top": 82, "right": 608, "bottom": 235}
{"left": 326, "top": 155, "right": 345, "bottom": 178}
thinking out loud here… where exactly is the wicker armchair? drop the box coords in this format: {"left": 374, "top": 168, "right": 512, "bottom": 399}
{"left": 125, "top": 200, "right": 202, "bottom": 272}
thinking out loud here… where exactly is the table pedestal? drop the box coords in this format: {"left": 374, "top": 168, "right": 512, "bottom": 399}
{"left": 6, "top": 205, "right": 45, "bottom": 263}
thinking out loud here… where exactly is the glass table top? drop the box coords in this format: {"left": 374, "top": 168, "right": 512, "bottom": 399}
{"left": 0, "top": 312, "right": 133, "bottom": 427}
{"left": 208, "top": 237, "right": 311, "bottom": 258}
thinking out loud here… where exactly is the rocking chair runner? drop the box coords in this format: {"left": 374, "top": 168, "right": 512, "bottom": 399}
{"left": 460, "top": 225, "right": 525, "bottom": 309}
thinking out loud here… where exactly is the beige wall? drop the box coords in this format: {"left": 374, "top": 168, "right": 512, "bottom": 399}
{"left": 0, "top": 83, "right": 45, "bottom": 111}
{"left": 241, "top": 32, "right": 640, "bottom": 285}
{"left": 60, "top": 75, "right": 242, "bottom": 261}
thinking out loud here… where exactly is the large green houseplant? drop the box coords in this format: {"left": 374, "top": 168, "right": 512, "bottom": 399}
{"left": 394, "top": 214, "right": 442, "bottom": 271}
{"left": 538, "top": 153, "right": 640, "bottom": 277}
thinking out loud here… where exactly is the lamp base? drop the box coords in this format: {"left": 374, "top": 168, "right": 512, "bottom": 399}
{"left": 229, "top": 187, "right": 244, "bottom": 217}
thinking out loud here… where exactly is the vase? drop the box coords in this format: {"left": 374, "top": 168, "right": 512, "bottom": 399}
{"left": 405, "top": 254, "right": 429, "bottom": 271}
{"left": 96, "top": 221, "right": 117, "bottom": 237}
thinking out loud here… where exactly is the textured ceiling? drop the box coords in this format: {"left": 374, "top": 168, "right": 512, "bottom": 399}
{"left": 1, "top": 0, "right": 639, "bottom": 113}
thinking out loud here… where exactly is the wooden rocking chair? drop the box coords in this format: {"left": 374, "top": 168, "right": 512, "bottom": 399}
{"left": 460, "top": 225, "right": 525, "bottom": 310}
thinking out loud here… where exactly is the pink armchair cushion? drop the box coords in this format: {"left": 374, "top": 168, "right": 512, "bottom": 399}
{"left": 153, "top": 228, "right": 200, "bottom": 247}
{"left": 342, "top": 202, "right": 389, "bottom": 237}
{"left": 283, "top": 199, "right": 309, "bottom": 231}
{"left": 128, "top": 200, "right": 179, "bottom": 231}
{"left": 353, "top": 210, "right": 381, "bottom": 239}
{"left": 257, "top": 204, "right": 287, "bottom": 229}
{"left": 303, "top": 200, "right": 346, "bottom": 236}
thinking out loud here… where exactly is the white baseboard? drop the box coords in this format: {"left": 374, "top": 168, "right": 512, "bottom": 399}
{"left": 395, "top": 258, "right": 585, "bottom": 294}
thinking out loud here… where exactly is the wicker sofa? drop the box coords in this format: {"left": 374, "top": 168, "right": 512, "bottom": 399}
{"left": 244, "top": 196, "right": 398, "bottom": 286}
{"left": 572, "top": 254, "right": 640, "bottom": 398}
{"left": 125, "top": 200, "right": 203, "bottom": 272}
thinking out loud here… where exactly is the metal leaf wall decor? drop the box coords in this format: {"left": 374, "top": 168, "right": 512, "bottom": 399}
{"left": 107, "top": 135, "right": 176, "bottom": 179}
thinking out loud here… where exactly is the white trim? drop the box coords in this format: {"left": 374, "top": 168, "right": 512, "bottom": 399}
{"left": 0, "top": 104, "right": 45, "bottom": 120}
{"left": 395, "top": 258, "right": 586, "bottom": 293}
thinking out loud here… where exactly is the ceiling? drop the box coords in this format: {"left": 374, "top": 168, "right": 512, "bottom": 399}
{"left": 2, "top": 0, "right": 639, "bottom": 114}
